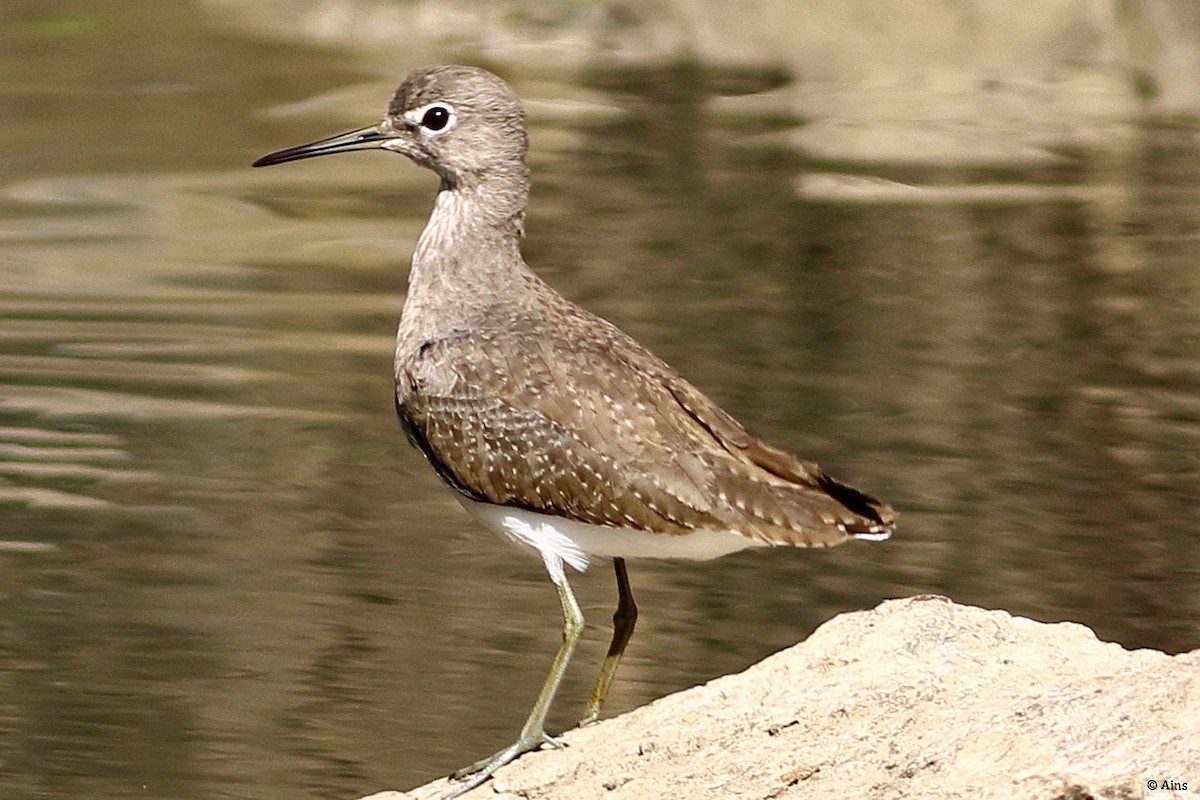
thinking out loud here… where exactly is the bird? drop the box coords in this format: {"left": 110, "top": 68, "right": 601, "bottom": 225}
{"left": 253, "top": 64, "right": 895, "bottom": 797}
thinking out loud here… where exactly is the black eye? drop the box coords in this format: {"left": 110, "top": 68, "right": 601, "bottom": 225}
{"left": 421, "top": 105, "right": 452, "bottom": 131}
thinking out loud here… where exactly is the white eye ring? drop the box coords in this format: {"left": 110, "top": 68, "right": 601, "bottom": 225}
{"left": 405, "top": 102, "right": 457, "bottom": 137}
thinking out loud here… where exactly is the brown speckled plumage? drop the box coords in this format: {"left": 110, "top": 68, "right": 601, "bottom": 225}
{"left": 396, "top": 285, "right": 894, "bottom": 546}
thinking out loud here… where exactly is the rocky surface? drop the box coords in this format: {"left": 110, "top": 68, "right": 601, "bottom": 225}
{"left": 367, "top": 597, "right": 1198, "bottom": 800}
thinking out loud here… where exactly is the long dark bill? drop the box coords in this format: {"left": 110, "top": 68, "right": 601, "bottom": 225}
{"left": 252, "top": 125, "right": 389, "bottom": 168}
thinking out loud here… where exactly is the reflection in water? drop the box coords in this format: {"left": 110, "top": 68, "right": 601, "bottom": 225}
{"left": 1, "top": 18, "right": 1198, "bottom": 800}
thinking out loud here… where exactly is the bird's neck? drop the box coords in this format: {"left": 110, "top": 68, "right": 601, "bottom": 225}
{"left": 404, "top": 172, "right": 538, "bottom": 323}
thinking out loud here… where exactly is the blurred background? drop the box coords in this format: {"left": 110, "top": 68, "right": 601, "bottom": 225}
{"left": 1, "top": 1, "right": 1198, "bottom": 798}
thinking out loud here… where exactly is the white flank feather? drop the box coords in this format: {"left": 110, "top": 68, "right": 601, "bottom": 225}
{"left": 500, "top": 515, "right": 590, "bottom": 584}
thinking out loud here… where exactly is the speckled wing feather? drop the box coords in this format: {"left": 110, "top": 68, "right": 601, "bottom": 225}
{"left": 396, "top": 299, "right": 894, "bottom": 548}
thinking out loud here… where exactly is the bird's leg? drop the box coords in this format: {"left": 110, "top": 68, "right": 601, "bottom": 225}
{"left": 579, "top": 557, "right": 637, "bottom": 726}
{"left": 446, "top": 569, "right": 584, "bottom": 797}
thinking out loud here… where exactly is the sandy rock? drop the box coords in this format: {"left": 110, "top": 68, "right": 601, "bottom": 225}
{"left": 371, "top": 596, "right": 1199, "bottom": 800}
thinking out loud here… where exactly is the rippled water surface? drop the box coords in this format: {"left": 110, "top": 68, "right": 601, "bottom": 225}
{"left": 2, "top": 5, "right": 1198, "bottom": 800}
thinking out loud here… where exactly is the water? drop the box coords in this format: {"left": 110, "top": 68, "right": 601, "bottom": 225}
{"left": 2, "top": 5, "right": 1198, "bottom": 800}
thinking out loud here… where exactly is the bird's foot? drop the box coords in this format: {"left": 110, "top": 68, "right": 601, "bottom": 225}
{"left": 578, "top": 706, "right": 602, "bottom": 727}
{"left": 444, "top": 730, "right": 563, "bottom": 798}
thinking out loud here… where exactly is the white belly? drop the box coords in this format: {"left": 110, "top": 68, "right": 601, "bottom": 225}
{"left": 457, "top": 495, "right": 764, "bottom": 575}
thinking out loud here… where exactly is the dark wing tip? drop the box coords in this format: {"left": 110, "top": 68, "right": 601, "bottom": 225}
{"left": 816, "top": 472, "right": 896, "bottom": 533}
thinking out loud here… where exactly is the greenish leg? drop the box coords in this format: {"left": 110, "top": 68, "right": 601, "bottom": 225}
{"left": 579, "top": 557, "right": 637, "bottom": 726}
{"left": 445, "top": 570, "right": 584, "bottom": 798}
